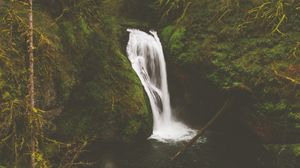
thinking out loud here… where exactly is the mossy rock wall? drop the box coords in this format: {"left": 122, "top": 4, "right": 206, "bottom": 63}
{"left": 159, "top": 0, "right": 300, "bottom": 143}
{"left": 50, "top": 1, "right": 154, "bottom": 142}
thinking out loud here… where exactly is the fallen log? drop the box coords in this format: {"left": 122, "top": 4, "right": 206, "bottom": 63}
{"left": 171, "top": 97, "right": 234, "bottom": 160}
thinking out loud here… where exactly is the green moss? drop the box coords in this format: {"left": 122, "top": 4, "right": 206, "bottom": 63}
{"left": 291, "top": 144, "right": 300, "bottom": 156}
{"left": 162, "top": 25, "right": 186, "bottom": 54}
{"left": 55, "top": 16, "right": 151, "bottom": 141}
{"left": 257, "top": 101, "right": 289, "bottom": 115}
{"left": 264, "top": 144, "right": 300, "bottom": 167}
{"left": 159, "top": 0, "right": 300, "bottom": 144}
{"left": 79, "top": 17, "right": 91, "bottom": 35}
{"left": 61, "top": 21, "right": 76, "bottom": 45}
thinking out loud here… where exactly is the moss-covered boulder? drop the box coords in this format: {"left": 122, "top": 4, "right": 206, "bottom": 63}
{"left": 49, "top": 1, "right": 153, "bottom": 142}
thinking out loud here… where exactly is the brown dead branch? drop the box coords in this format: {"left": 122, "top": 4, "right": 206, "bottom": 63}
{"left": 272, "top": 66, "right": 300, "bottom": 85}
{"left": 171, "top": 98, "right": 233, "bottom": 160}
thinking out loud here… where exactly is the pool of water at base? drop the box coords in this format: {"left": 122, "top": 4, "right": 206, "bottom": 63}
{"left": 85, "top": 131, "right": 273, "bottom": 168}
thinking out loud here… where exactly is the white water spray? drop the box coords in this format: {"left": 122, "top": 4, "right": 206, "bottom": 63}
{"left": 126, "top": 29, "right": 196, "bottom": 142}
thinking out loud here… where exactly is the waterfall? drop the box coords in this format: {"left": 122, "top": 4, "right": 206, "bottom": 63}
{"left": 126, "top": 29, "right": 196, "bottom": 142}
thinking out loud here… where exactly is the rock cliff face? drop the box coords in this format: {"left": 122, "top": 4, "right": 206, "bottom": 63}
{"left": 159, "top": 0, "right": 300, "bottom": 144}
{"left": 55, "top": 30, "right": 152, "bottom": 141}
{"left": 48, "top": 1, "right": 154, "bottom": 142}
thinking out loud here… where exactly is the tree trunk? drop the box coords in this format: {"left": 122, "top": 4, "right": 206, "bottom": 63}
{"left": 28, "top": 0, "right": 36, "bottom": 167}
{"left": 171, "top": 98, "right": 233, "bottom": 160}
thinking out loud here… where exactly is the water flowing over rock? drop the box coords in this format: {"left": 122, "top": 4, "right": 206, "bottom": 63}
{"left": 126, "top": 29, "right": 196, "bottom": 142}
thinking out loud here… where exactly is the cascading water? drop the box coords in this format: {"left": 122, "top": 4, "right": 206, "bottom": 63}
{"left": 126, "top": 29, "right": 196, "bottom": 142}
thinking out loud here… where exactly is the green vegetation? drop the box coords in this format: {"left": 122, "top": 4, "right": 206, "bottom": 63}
{"left": 0, "top": 0, "right": 151, "bottom": 167}
{"left": 160, "top": 0, "right": 299, "bottom": 166}
{"left": 0, "top": 0, "right": 299, "bottom": 167}
{"left": 161, "top": 0, "right": 299, "bottom": 142}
